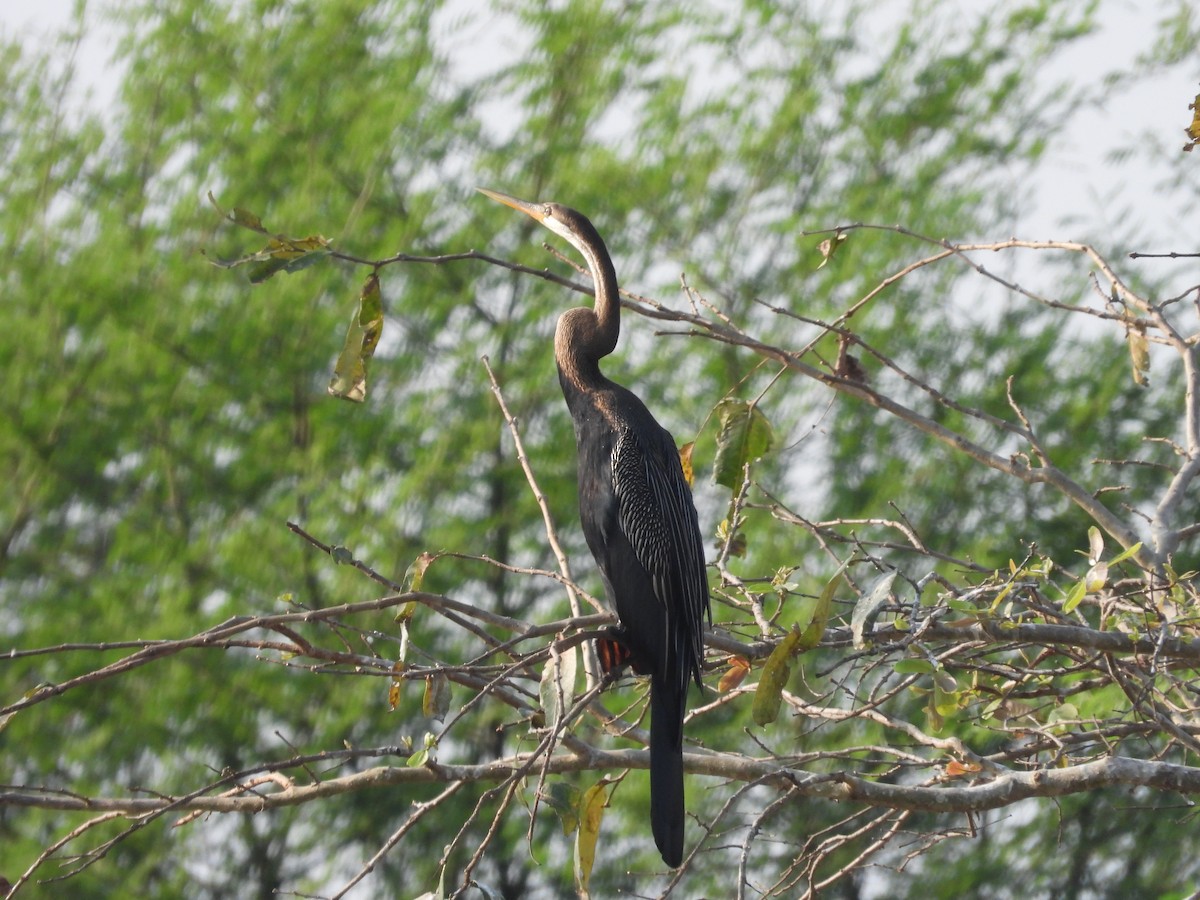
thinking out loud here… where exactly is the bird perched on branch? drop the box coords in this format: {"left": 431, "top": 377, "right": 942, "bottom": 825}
{"left": 479, "top": 188, "right": 710, "bottom": 867}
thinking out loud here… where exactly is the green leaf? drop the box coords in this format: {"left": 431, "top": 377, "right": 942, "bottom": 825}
{"left": 712, "top": 398, "right": 775, "bottom": 489}
{"left": 752, "top": 627, "right": 804, "bottom": 725}
{"left": 946, "top": 597, "right": 983, "bottom": 614}
{"left": 1047, "top": 702, "right": 1079, "bottom": 725}
{"left": 1062, "top": 578, "right": 1087, "bottom": 614}
{"left": 543, "top": 782, "right": 582, "bottom": 836}
{"left": 1109, "top": 542, "right": 1144, "bottom": 566}
{"left": 329, "top": 272, "right": 384, "bottom": 402}
{"left": 933, "top": 688, "right": 959, "bottom": 718}
{"left": 893, "top": 658, "right": 936, "bottom": 675}
{"left": 406, "top": 731, "right": 438, "bottom": 768}
{"left": 797, "top": 558, "right": 848, "bottom": 650}
{"left": 207, "top": 192, "right": 267, "bottom": 232}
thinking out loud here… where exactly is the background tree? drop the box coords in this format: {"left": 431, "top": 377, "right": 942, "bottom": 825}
{"left": 2, "top": 1, "right": 1198, "bottom": 898}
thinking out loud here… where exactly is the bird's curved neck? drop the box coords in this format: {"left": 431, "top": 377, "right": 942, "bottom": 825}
{"left": 555, "top": 224, "right": 620, "bottom": 391}
{"left": 575, "top": 230, "right": 620, "bottom": 355}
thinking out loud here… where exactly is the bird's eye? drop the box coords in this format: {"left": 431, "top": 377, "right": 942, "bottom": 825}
{"left": 543, "top": 205, "right": 554, "bottom": 216}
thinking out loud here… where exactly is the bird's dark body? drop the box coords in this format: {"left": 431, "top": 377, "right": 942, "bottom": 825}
{"left": 561, "top": 372, "right": 704, "bottom": 684}
{"left": 562, "top": 371, "right": 705, "bottom": 866}
{"left": 479, "top": 187, "right": 709, "bottom": 868}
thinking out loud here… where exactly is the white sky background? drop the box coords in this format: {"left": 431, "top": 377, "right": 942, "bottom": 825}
{"left": 1030, "top": 1, "right": 1191, "bottom": 248}
{"left": 1, "top": 0, "right": 1193, "bottom": 250}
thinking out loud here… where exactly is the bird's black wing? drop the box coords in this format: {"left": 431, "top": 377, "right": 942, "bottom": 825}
{"left": 610, "top": 423, "right": 710, "bottom": 688}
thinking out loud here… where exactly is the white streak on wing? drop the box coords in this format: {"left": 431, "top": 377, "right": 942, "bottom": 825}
{"left": 611, "top": 426, "right": 709, "bottom": 691}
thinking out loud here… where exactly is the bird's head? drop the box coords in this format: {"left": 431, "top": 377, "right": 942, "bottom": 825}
{"left": 477, "top": 187, "right": 596, "bottom": 260}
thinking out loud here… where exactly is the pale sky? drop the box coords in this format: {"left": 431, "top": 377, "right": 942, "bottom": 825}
{"left": 0, "top": 0, "right": 1193, "bottom": 251}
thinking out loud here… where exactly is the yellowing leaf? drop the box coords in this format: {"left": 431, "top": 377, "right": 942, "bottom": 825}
{"left": 388, "top": 661, "right": 406, "bottom": 712}
{"left": 203, "top": 193, "right": 331, "bottom": 280}
{"left": 404, "top": 551, "right": 436, "bottom": 593}
{"left": 944, "top": 759, "right": 983, "bottom": 778}
{"left": 246, "top": 235, "right": 332, "bottom": 283}
{"left": 715, "top": 517, "right": 748, "bottom": 558}
{"left": 328, "top": 273, "right": 384, "bottom": 402}
{"left": 1128, "top": 328, "right": 1150, "bottom": 386}
{"left": 422, "top": 674, "right": 451, "bottom": 722}
{"left": 230, "top": 207, "right": 266, "bottom": 232}
{"left": 678, "top": 441, "right": 695, "bottom": 487}
{"left": 574, "top": 778, "right": 614, "bottom": 895}
{"left": 718, "top": 656, "right": 751, "bottom": 692}
{"left": 1087, "top": 526, "right": 1104, "bottom": 565}
{"left": 1185, "top": 91, "right": 1200, "bottom": 152}
{"left": 816, "top": 231, "right": 847, "bottom": 269}
{"left": 205, "top": 193, "right": 266, "bottom": 232}
{"left": 1084, "top": 560, "right": 1109, "bottom": 594}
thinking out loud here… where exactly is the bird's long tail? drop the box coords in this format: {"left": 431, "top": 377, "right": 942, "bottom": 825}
{"left": 649, "top": 674, "right": 686, "bottom": 867}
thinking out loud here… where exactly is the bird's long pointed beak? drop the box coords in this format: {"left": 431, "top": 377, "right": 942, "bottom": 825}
{"left": 476, "top": 187, "right": 546, "bottom": 222}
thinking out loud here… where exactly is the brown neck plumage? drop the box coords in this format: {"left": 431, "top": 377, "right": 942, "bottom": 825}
{"left": 553, "top": 211, "right": 620, "bottom": 392}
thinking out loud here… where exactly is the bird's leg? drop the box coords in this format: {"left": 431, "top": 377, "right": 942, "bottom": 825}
{"left": 596, "top": 626, "right": 652, "bottom": 677}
